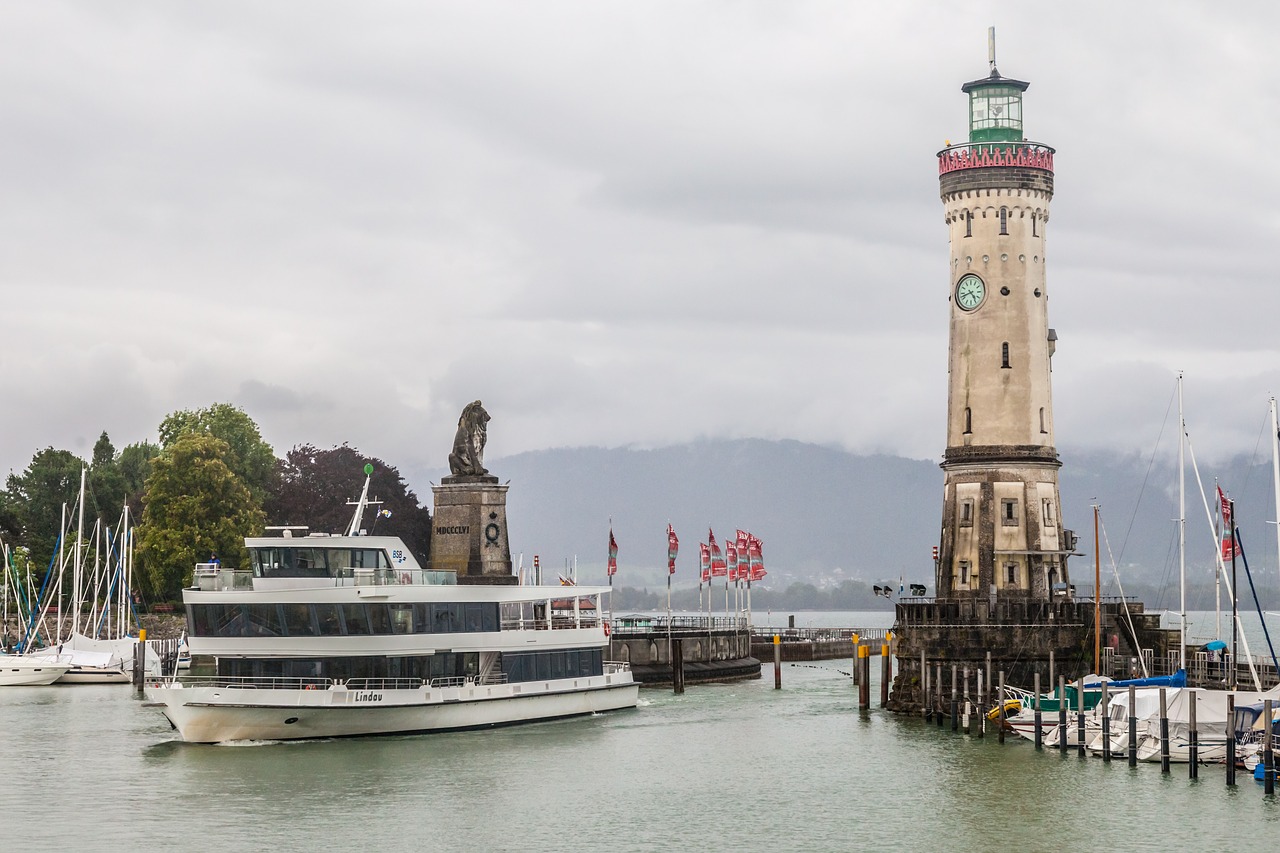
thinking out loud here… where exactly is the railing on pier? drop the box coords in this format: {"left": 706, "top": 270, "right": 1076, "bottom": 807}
{"left": 1101, "top": 646, "right": 1280, "bottom": 690}
{"left": 749, "top": 626, "right": 889, "bottom": 644}
{"left": 609, "top": 615, "right": 748, "bottom": 633}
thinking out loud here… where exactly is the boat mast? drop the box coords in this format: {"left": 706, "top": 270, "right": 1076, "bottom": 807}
{"left": 1271, "top": 396, "right": 1280, "bottom": 589}
{"left": 1178, "top": 373, "right": 1187, "bottom": 672}
{"left": 1093, "top": 503, "right": 1101, "bottom": 673}
{"left": 345, "top": 464, "right": 375, "bottom": 537}
{"left": 74, "top": 466, "right": 86, "bottom": 637}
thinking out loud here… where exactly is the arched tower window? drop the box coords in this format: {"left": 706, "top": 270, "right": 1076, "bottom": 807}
{"left": 1040, "top": 407, "right": 1047, "bottom": 433}
{"left": 999, "top": 207, "right": 1008, "bottom": 235}
{"left": 1001, "top": 342, "right": 1011, "bottom": 368}
{"left": 964, "top": 407, "right": 972, "bottom": 434}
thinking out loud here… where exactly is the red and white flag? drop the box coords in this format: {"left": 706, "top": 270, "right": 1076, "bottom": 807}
{"left": 699, "top": 542, "right": 711, "bottom": 583}
{"left": 1217, "top": 487, "right": 1241, "bottom": 560}
{"left": 709, "top": 529, "right": 727, "bottom": 577}
{"left": 667, "top": 524, "right": 679, "bottom": 575}
{"left": 607, "top": 528, "right": 618, "bottom": 577}
{"left": 726, "top": 540, "right": 738, "bottom": 582}
{"left": 748, "top": 535, "right": 766, "bottom": 581}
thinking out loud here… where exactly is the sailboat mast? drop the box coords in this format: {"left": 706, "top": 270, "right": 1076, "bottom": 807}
{"left": 74, "top": 466, "right": 86, "bottom": 637}
{"left": 1271, "top": 396, "right": 1280, "bottom": 589}
{"left": 1178, "top": 373, "right": 1187, "bottom": 672}
{"left": 1093, "top": 504, "right": 1101, "bottom": 674}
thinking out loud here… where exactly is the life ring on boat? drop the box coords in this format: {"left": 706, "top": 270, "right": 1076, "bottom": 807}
{"left": 400, "top": 572, "right": 411, "bottom": 585}
{"left": 305, "top": 684, "right": 316, "bottom": 690}
{"left": 603, "top": 621, "right": 611, "bottom": 637}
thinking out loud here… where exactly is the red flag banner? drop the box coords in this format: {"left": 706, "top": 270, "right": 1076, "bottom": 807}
{"left": 748, "top": 536, "right": 765, "bottom": 581}
{"left": 607, "top": 528, "right": 618, "bottom": 577}
{"left": 1218, "top": 486, "right": 1232, "bottom": 526}
{"left": 667, "top": 524, "right": 679, "bottom": 575}
{"left": 709, "top": 529, "right": 727, "bottom": 577}
{"left": 726, "top": 541, "right": 738, "bottom": 576}
{"left": 699, "top": 542, "right": 710, "bottom": 582}
{"left": 1217, "top": 488, "right": 1240, "bottom": 559}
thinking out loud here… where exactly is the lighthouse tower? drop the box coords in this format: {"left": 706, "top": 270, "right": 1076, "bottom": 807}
{"left": 935, "top": 34, "right": 1075, "bottom": 605}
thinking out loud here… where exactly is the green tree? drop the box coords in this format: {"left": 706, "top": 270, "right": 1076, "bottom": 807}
{"left": 118, "top": 441, "right": 160, "bottom": 510}
{"left": 266, "top": 444, "right": 432, "bottom": 564}
{"left": 158, "top": 403, "right": 277, "bottom": 501}
{"left": 136, "top": 433, "right": 265, "bottom": 600}
{"left": 4, "top": 448, "right": 86, "bottom": 577}
{"left": 88, "top": 431, "right": 127, "bottom": 522}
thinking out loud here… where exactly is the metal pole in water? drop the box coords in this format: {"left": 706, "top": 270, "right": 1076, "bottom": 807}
{"left": 773, "top": 634, "right": 781, "bottom": 690}
{"left": 1101, "top": 681, "right": 1111, "bottom": 762}
{"left": 977, "top": 665, "right": 985, "bottom": 739}
{"left": 1265, "top": 699, "right": 1275, "bottom": 796}
{"left": 1034, "top": 672, "right": 1043, "bottom": 750}
{"left": 851, "top": 634, "right": 860, "bottom": 688}
{"left": 1128, "top": 685, "right": 1137, "bottom": 767}
{"left": 1159, "top": 687, "right": 1170, "bottom": 774}
{"left": 962, "top": 667, "right": 970, "bottom": 734}
{"left": 921, "top": 650, "right": 929, "bottom": 719}
{"left": 1188, "top": 691, "right": 1199, "bottom": 778}
{"left": 1226, "top": 693, "right": 1236, "bottom": 787}
{"left": 936, "top": 664, "right": 944, "bottom": 728}
{"left": 1058, "top": 675, "right": 1067, "bottom": 754}
{"left": 1049, "top": 650, "right": 1055, "bottom": 691}
{"left": 672, "top": 637, "right": 685, "bottom": 695}
{"left": 1077, "top": 677, "right": 1086, "bottom": 757}
{"left": 998, "top": 670, "right": 1006, "bottom": 744}
{"left": 858, "top": 643, "right": 870, "bottom": 710}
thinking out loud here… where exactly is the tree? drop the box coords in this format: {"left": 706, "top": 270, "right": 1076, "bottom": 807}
{"left": 135, "top": 433, "right": 265, "bottom": 601}
{"left": 118, "top": 441, "right": 160, "bottom": 509}
{"left": 87, "top": 431, "right": 127, "bottom": 522}
{"left": 266, "top": 444, "right": 432, "bottom": 564}
{"left": 158, "top": 403, "right": 277, "bottom": 501}
{"left": 4, "top": 448, "right": 86, "bottom": 577}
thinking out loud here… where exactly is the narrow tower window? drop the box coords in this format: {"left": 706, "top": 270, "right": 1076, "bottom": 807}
{"left": 964, "top": 407, "right": 972, "bottom": 434}
{"left": 965, "top": 210, "right": 972, "bottom": 238}
{"left": 999, "top": 207, "right": 1008, "bottom": 235}
{"left": 1001, "top": 499, "right": 1018, "bottom": 526}
{"left": 958, "top": 561, "right": 971, "bottom": 586}
{"left": 1001, "top": 342, "right": 1011, "bottom": 368}
{"left": 1040, "top": 407, "right": 1047, "bottom": 433}
{"left": 959, "top": 499, "right": 974, "bottom": 527}
{"left": 1005, "top": 563, "right": 1018, "bottom": 586}
{"left": 1032, "top": 215, "right": 1038, "bottom": 237}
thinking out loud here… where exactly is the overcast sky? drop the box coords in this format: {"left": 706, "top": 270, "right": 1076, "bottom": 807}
{"left": 3, "top": 1, "right": 1279, "bottom": 492}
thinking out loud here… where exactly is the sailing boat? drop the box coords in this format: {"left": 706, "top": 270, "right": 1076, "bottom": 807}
{"left": 0, "top": 539, "right": 71, "bottom": 686}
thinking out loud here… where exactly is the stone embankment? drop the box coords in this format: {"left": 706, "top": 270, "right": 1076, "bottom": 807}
{"left": 2, "top": 613, "right": 187, "bottom": 647}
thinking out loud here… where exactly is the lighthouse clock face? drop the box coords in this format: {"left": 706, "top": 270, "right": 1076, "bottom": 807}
{"left": 955, "top": 274, "right": 986, "bottom": 311}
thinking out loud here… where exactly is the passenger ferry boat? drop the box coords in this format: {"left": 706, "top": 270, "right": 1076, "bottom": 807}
{"left": 145, "top": 481, "right": 637, "bottom": 743}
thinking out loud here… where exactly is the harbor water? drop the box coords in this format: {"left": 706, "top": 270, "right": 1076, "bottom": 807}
{"left": 4, "top": 611, "right": 1278, "bottom": 852}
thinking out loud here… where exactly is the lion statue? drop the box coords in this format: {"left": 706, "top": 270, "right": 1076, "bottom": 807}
{"left": 447, "top": 400, "right": 491, "bottom": 477}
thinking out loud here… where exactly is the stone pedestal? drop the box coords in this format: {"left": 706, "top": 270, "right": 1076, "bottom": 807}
{"left": 430, "top": 476, "right": 515, "bottom": 585}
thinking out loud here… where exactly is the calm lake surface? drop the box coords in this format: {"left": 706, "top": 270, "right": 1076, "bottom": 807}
{"left": 4, "top": 610, "right": 1277, "bottom": 852}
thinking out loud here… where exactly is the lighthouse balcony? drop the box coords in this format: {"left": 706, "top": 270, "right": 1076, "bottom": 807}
{"left": 937, "top": 141, "right": 1054, "bottom": 175}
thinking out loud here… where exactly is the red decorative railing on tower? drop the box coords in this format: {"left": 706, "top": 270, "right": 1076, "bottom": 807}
{"left": 937, "top": 141, "right": 1055, "bottom": 175}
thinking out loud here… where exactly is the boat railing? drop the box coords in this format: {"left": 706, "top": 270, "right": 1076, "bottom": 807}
{"left": 604, "top": 661, "right": 631, "bottom": 675}
{"left": 194, "top": 566, "right": 255, "bottom": 592}
{"left": 500, "top": 616, "right": 603, "bottom": 632}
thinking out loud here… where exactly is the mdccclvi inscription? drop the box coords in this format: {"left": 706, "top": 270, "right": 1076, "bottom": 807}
{"left": 436, "top": 525, "right": 469, "bottom": 535}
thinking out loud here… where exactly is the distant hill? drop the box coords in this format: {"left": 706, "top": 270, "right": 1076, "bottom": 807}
{"left": 424, "top": 438, "right": 1280, "bottom": 598}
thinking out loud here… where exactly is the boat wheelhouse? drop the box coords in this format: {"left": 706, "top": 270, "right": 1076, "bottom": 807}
{"left": 145, "top": 480, "right": 637, "bottom": 743}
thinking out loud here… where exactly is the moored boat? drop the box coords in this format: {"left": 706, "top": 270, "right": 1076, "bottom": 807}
{"left": 0, "top": 655, "right": 72, "bottom": 686}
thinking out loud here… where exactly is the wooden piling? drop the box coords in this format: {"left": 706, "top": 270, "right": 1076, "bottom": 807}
{"left": 857, "top": 644, "right": 870, "bottom": 709}
{"left": 133, "top": 629, "right": 147, "bottom": 694}
{"left": 1076, "top": 677, "right": 1086, "bottom": 757}
{"left": 977, "top": 665, "right": 985, "bottom": 739}
{"left": 880, "top": 641, "right": 890, "bottom": 708}
{"left": 1128, "top": 685, "right": 1137, "bottom": 767}
{"left": 1100, "top": 681, "right": 1111, "bottom": 762}
{"left": 962, "top": 667, "right": 970, "bottom": 734}
{"left": 950, "top": 665, "right": 958, "bottom": 732}
{"left": 1033, "top": 672, "right": 1043, "bottom": 750}
{"left": 1159, "top": 687, "right": 1170, "bottom": 774}
{"left": 1226, "top": 693, "right": 1236, "bottom": 787}
{"left": 672, "top": 638, "right": 685, "bottom": 695}
{"left": 1265, "top": 699, "right": 1275, "bottom": 796}
{"left": 1049, "top": 650, "right": 1055, "bottom": 690}
{"left": 773, "top": 635, "right": 781, "bottom": 690}
{"left": 1188, "top": 691, "right": 1198, "bottom": 778}
{"left": 923, "top": 655, "right": 932, "bottom": 721}
{"left": 936, "top": 664, "right": 944, "bottom": 728}
{"left": 1057, "top": 675, "right": 1067, "bottom": 754}
{"left": 997, "top": 670, "right": 1006, "bottom": 744}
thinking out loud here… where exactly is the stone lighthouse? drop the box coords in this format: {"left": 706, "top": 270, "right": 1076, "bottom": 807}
{"left": 934, "top": 37, "right": 1076, "bottom": 607}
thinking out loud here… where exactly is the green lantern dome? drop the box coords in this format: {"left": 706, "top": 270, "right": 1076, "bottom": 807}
{"left": 961, "top": 70, "right": 1029, "bottom": 144}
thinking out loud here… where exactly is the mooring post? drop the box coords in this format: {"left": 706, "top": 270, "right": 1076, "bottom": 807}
{"left": 926, "top": 650, "right": 936, "bottom": 717}
{"left": 1100, "top": 681, "right": 1111, "bottom": 762}
{"left": 1076, "top": 677, "right": 1086, "bottom": 757}
{"left": 672, "top": 638, "right": 685, "bottom": 695}
{"left": 1265, "top": 699, "right": 1275, "bottom": 796}
{"left": 950, "top": 665, "right": 958, "bottom": 732}
{"left": 936, "top": 664, "right": 944, "bottom": 728}
{"left": 1188, "top": 692, "right": 1199, "bottom": 778}
{"left": 976, "top": 666, "right": 985, "bottom": 739}
{"left": 134, "top": 629, "right": 147, "bottom": 694}
{"left": 1158, "top": 687, "right": 1169, "bottom": 773}
{"left": 962, "top": 667, "right": 970, "bottom": 734}
{"left": 1128, "top": 685, "right": 1137, "bottom": 767}
{"left": 1033, "top": 672, "right": 1043, "bottom": 750}
{"left": 998, "top": 670, "right": 1006, "bottom": 744}
{"left": 851, "top": 633, "right": 860, "bottom": 688}
{"left": 1057, "top": 675, "right": 1067, "bottom": 754}
{"left": 1049, "top": 650, "right": 1055, "bottom": 691}
{"left": 858, "top": 643, "right": 870, "bottom": 710}
{"left": 773, "top": 635, "right": 781, "bottom": 690}
{"left": 982, "top": 653, "right": 991, "bottom": 739}
{"left": 1226, "top": 693, "right": 1236, "bottom": 787}
{"left": 880, "top": 640, "right": 890, "bottom": 708}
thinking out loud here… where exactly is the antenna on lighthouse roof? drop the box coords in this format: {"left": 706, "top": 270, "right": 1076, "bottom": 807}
{"left": 988, "top": 26, "right": 998, "bottom": 76}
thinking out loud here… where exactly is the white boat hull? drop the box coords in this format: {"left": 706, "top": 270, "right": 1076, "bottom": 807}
{"left": 147, "top": 674, "right": 639, "bottom": 743}
{"left": 0, "top": 659, "right": 73, "bottom": 686}
{"left": 56, "top": 665, "right": 131, "bottom": 684}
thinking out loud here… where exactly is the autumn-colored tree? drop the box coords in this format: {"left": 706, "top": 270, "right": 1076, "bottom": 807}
{"left": 135, "top": 433, "right": 265, "bottom": 600}
{"left": 267, "top": 444, "right": 431, "bottom": 564}
{"left": 158, "top": 403, "right": 277, "bottom": 502}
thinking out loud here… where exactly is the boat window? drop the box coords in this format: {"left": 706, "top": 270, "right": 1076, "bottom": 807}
{"left": 389, "top": 604, "right": 414, "bottom": 634}
{"left": 481, "top": 603, "right": 498, "bottom": 632}
{"left": 282, "top": 603, "right": 317, "bottom": 636}
{"left": 430, "top": 603, "right": 463, "bottom": 633}
{"left": 314, "top": 603, "right": 342, "bottom": 635}
{"left": 341, "top": 603, "right": 371, "bottom": 635}
{"left": 464, "top": 603, "right": 484, "bottom": 633}
{"left": 245, "top": 604, "right": 285, "bottom": 637}
{"left": 368, "top": 604, "right": 394, "bottom": 635}
{"left": 250, "top": 547, "right": 330, "bottom": 578}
